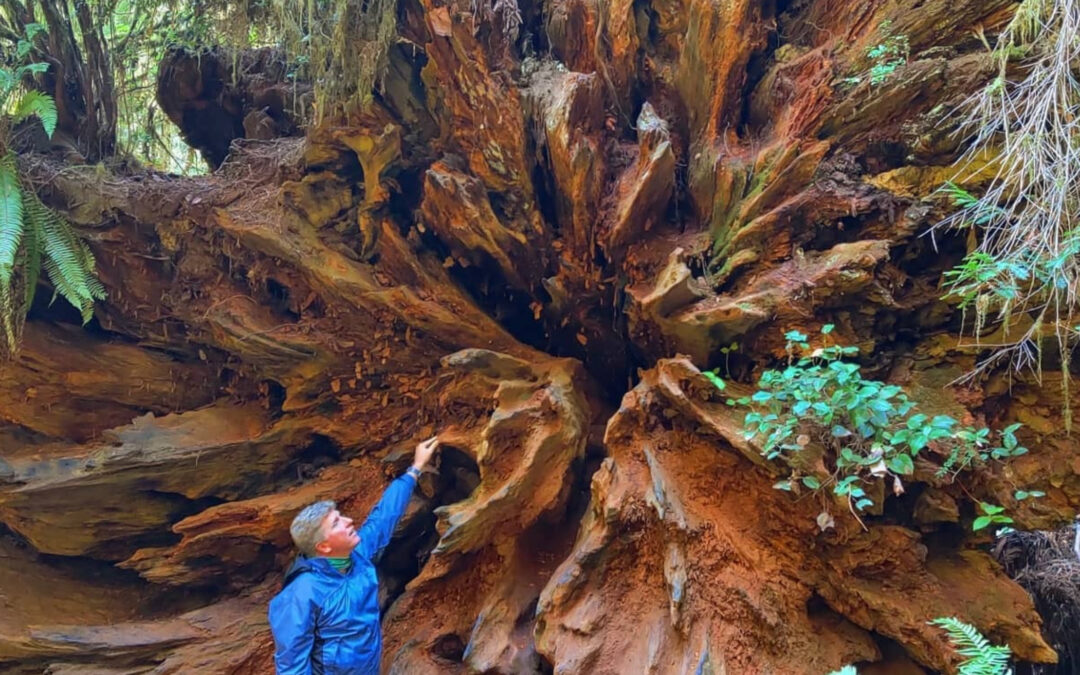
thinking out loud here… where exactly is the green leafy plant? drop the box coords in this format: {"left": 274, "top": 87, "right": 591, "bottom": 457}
{"left": 0, "top": 61, "right": 105, "bottom": 355}
{"left": 932, "top": 0, "right": 1080, "bottom": 419}
{"left": 930, "top": 617, "right": 1012, "bottom": 674}
{"left": 972, "top": 502, "right": 1013, "bottom": 532}
{"left": 841, "top": 21, "right": 910, "bottom": 87}
{"left": 723, "top": 327, "right": 1029, "bottom": 522}
{"left": 719, "top": 341, "right": 739, "bottom": 375}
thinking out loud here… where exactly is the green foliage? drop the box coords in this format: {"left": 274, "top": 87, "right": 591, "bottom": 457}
{"left": 841, "top": 21, "right": 910, "bottom": 87}
{"left": 10, "top": 90, "right": 57, "bottom": 138}
{"left": 244, "top": 0, "right": 399, "bottom": 120}
{"left": 930, "top": 617, "right": 1012, "bottom": 675}
{"left": 933, "top": 0, "right": 1080, "bottom": 412}
{"left": 972, "top": 502, "right": 1013, "bottom": 532}
{"left": 723, "top": 327, "right": 1029, "bottom": 521}
{"left": 2, "top": 1, "right": 224, "bottom": 173}
{"left": 105, "top": 0, "right": 217, "bottom": 173}
{"left": 830, "top": 619, "right": 1011, "bottom": 675}
{"left": 0, "top": 63, "right": 104, "bottom": 354}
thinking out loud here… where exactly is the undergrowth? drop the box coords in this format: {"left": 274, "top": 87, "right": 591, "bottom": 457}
{"left": 709, "top": 327, "right": 1032, "bottom": 529}
{"left": 932, "top": 0, "right": 1080, "bottom": 417}
{"left": 0, "top": 55, "right": 104, "bottom": 354}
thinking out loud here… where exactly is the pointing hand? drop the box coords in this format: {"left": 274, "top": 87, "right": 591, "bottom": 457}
{"left": 412, "top": 436, "right": 439, "bottom": 471}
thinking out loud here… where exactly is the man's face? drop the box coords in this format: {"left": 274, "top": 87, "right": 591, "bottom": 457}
{"left": 314, "top": 508, "right": 359, "bottom": 557}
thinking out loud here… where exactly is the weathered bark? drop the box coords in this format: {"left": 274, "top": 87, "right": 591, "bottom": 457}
{"left": 2, "top": 0, "right": 1077, "bottom": 672}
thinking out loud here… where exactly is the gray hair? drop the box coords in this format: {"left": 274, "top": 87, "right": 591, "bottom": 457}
{"left": 289, "top": 500, "right": 335, "bottom": 556}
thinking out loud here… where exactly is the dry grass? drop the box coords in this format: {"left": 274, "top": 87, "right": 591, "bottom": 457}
{"left": 932, "top": 0, "right": 1080, "bottom": 408}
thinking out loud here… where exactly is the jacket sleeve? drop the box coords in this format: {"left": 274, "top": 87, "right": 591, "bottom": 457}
{"left": 357, "top": 473, "right": 417, "bottom": 561}
{"left": 269, "top": 587, "right": 317, "bottom": 675}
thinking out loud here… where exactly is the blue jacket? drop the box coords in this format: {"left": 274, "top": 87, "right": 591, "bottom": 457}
{"left": 268, "top": 473, "right": 417, "bottom": 674}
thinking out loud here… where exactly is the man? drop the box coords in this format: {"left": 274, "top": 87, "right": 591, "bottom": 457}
{"left": 268, "top": 437, "right": 439, "bottom": 674}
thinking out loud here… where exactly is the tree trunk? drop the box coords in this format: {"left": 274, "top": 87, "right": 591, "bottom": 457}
{"left": 0, "top": 0, "right": 1074, "bottom": 673}
{"left": 1, "top": 0, "right": 116, "bottom": 159}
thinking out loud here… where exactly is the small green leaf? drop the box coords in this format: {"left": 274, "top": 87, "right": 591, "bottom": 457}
{"left": 822, "top": 324, "right": 835, "bottom": 335}
{"left": 702, "top": 371, "right": 726, "bottom": 390}
{"left": 24, "top": 22, "right": 46, "bottom": 40}
{"left": 773, "top": 480, "right": 792, "bottom": 491}
{"left": 802, "top": 476, "right": 821, "bottom": 489}
{"left": 906, "top": 413, "right": 928, "bottom": 430}
{"left": 887, "top": 454, "right": 914, "bottom": 475}
{"left": 972, "top": 516, "right": 993, "bottom": 531}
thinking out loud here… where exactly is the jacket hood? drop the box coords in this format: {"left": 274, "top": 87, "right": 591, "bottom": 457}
{"left": 281, "top": 554, "right": 318, "bottom": 589}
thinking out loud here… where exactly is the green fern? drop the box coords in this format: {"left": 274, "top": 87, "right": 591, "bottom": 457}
{"left": 0, "top": 66, "right": 105, "bottom": 355}
{"left": 930, "top": 617, "right": 1012, "bottom": 675}
{"left": 827, "top": 620, "right": 1011, "bottom": 675}
{"left": 11, "top": 90, "right": 57, "bottom": 138}
{"left": 0, "top": 153, "right": 22, "bottom": 279}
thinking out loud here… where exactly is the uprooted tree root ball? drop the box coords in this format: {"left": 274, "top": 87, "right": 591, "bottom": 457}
{"left": 2, "top": 0, "right": 1080, "bottom": 672}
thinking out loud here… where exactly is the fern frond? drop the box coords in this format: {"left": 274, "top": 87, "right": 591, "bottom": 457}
{"left": 930, "top": 617, "right": 1012, "bottom": 675}
{"left": 11, "top": 90, "right": 58, "bottom": 138}
{"left": 19, "top": 216, "right": 41, "bottom": 313}
{"left": 76, "top": 238, "right": 106, "bottom": 299}
{"left": 0, "top": 271, "right": 15, "bottom": 353}
{"left": 24, "top": 190, "right": 102, "bottom": 323}
{"left": 0, "top": 155, "right": 24, "bottom": 288}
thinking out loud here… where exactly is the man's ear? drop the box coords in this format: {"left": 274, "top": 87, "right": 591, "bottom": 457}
{"left": 314, "top": 540, "right": 332, "bottom": 555}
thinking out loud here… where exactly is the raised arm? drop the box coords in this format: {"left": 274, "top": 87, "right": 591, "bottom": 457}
{"left": 357, "top": 437, "right": 438, "bottom": 560}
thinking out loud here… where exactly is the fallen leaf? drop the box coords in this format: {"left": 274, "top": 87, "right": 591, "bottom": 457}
{"left": 817, "top": 511, "right": 835, "bottom": 531}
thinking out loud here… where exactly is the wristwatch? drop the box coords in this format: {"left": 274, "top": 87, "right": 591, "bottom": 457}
{"left": 406, "top": 466, "right": 422, "bottom": 480}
